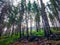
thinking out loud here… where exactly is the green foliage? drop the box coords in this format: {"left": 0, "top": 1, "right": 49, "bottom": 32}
{"left": 27, "top": 1, "right": 31, "bottom": 12}
{"left": 20, "top": 0, "right": 25, "bottom": 13}
{"left": 32, "top": 1, "right": 40, "bottom": 26}
{"left": 32, "top": 1, "right": 39, "bottom": 13}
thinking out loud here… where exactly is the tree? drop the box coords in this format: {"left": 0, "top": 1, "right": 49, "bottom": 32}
{"left": 47, "top": 0, "right": 60, "bottom": 30}
{"left": 32, "top": 1, "right": 40, "bottom": 32}
{"left": 24, "top": 0, "right": 29, "bottom": 38}
{"left": 18, "top": 0, "right": 25, "bottom": 38}
{"left": 27, "top": 1, "right": 32, "bottom": 35}
{"left": 7, "top": 4, "right": 19, "bottom": 36}
{"left": 40, "top": 0, "right": 51, "bottom": 37}
{"left": 0, "top": 2, "right": 9, "bottom": 36}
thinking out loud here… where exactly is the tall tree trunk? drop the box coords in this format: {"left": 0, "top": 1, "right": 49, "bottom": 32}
{"left": 28, "top": 12, "right": 32, "bottom": 35}
{"left": 35, "top": 13, "right": 40, "bottom": 32}
{"left": 40, "top": 0, "right": 51, "bottom": 37}
{"left": 24, "top": 0, "right": 29, "bottom": 39}
{"left": 38, "top": 21, "right": 40, "bottom": 31}
{"left": 19, "top": 0, "right": 24, "bottom": 38}
{"left": 19, "top": 15, "right": 22, "bottom": 38}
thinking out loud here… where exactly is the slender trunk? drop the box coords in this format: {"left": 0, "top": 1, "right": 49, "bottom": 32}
{"left": 19, "top": 23, "right": 21, "bottom": 38}
{"left": 0, "top": 25, "right": 2, "bottom": 37}
{"left": 38, "top": 21, "right": 40, "bottom": 30}
{"left": 30, "top": 19, "right": 32, "bottom": 35}
{"left": 19, "top": 16, "right": 22, "bottom": 38}
{"left": 29, "top": 13, "right": 32, "bottom": 35}
{"left": 0, "top": 13, "right": 3, "bottom": 37}
{"left": 12, "top": 24, "right": 14, "bottom": 35}
{"left": 0, "top": 12, "right": 4, "bottom": 37}
{"left": 24, "top": 0, "right": 29, "bottom": 39}
{"left": 36, "top": 21, "right": 40, "bottom": 32}
{"left": 22, "top": 25, "right": 24, "bottom": 37}
{"left": 36, "top": 22, "right": 39, "bottom": 32}
{"left": 9, "top": 27, "right": 12, "bottom": 36}
{"left": 36, "top": 13, "right": 40, "bottom": 32}
{"left": 26, "top": 13, "right": 29, "bottom": 37}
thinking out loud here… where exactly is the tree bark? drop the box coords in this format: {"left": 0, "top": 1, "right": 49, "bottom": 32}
{"left": 30, "top": 19, "right": 32, "bottom": 35}
{"left": 0, "top": 25, "right": 2, "bottom": 37}
{"left": 40, "top": 0, "right": 51, "bottom": 37}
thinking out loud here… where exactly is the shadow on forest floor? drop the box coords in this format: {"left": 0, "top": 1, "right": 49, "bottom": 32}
{"left": 10, "top": 39, "right": 60, "bottom": 45}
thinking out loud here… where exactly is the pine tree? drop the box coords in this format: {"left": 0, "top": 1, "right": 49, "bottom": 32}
{"left": 40, "top": 0, "right": 51, "bottom": 37}
{"left": 32, "top": 1, "right": 40, "bottom": 32}
{"left": 27, "top": 1, "right": 32, "bottom": 35}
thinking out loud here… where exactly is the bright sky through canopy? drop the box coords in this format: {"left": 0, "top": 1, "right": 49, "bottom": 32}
{"left": 13, "top": 0, "right": 50, "bottom": 27}
{"left": 13, "top": 0, "right": 49, "bottom": 6}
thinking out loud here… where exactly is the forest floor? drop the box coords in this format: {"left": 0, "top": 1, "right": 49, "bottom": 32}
{"left": 10, "top": 39, "right": 60, "bottom": 45}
